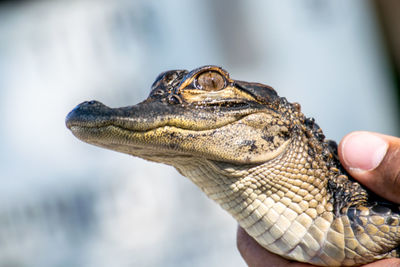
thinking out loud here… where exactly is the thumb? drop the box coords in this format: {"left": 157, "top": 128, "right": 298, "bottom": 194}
{"left": 338, "top": 131, "right": 400, "bottom": 204}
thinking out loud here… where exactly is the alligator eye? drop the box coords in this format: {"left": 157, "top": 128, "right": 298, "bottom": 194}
{"left": 196, "top": 71, "right": 226, "bottom": 91}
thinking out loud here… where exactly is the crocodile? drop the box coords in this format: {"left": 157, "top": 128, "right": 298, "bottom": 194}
{"left": 66, "top": 65, "right": 400, "bottom": 266}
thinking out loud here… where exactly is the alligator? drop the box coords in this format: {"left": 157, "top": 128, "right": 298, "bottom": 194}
{"left": 66, "top": 65, "right": 400, "bottom": 266}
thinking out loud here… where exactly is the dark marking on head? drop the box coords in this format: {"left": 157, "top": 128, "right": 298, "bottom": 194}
{"left": 234, "top": 80, "right": 279, "bottom": 104}
{"left": 242, "top": 140, "right": 256, "bottom": 147}
{"left": 168, "top": 143, "right": 179, "bottom": 150}
{"left": 262, "top": 135, "right": 274, "bottom": 143}
{"left": 250, "top": 143, "right": 258, "bottom": 152}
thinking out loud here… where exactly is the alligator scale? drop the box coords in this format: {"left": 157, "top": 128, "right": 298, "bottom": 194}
{"left": 66, "top": 66, "right": 400, "bottom": 266}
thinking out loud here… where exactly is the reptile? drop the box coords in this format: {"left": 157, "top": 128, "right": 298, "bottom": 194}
{"left": 66, "top": 65, "right": 400, "bottom": 266}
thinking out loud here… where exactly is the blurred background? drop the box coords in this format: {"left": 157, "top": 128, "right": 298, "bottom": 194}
{"left": 0, "top": 0, "right": 399, "bottom": 266}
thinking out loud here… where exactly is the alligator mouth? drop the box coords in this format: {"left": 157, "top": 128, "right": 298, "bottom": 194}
{"left": 65, "top": 100, "right": 263, "bottom": 133}
{"left": 67, "top": 113, "right": 252, "bottom": 134}
{"left": 66, "top": 99, "right": 288, "bottom": 164}
{"left": 67, "top": 111, "right": 258, "bottom": 143}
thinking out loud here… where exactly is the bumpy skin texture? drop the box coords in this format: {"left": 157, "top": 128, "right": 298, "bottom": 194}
{"left": 66, "top": 66, "right": 400, "bottom": 266}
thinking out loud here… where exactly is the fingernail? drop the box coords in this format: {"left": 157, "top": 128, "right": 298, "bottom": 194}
{"left": 341, "top": 132, "right": 388, "bottom": 172}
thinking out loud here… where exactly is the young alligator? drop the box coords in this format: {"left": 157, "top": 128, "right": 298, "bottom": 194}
{"left": 66, "top": 66, "right": 400, "bottom": 266}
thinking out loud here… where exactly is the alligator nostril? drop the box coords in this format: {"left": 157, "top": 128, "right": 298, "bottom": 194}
{"left": 87, "top": 100, "right": 97, "bottom": 105}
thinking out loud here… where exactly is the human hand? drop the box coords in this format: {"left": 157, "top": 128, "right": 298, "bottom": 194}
{"left": 236, "top": 131, "right": 400, "bottom": 267}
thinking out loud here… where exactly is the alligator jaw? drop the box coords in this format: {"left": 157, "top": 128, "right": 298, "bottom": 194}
{"left": 66, "top": 99, "right": 290, "bottom": 164}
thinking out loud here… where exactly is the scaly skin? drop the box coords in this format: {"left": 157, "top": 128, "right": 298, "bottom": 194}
{"left": 66, "top": 66, "right": 400, "bottom": 266}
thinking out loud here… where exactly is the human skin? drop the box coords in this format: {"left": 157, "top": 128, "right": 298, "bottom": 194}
{"left": 236, "top": 131, "right": 400, "bottom": 267}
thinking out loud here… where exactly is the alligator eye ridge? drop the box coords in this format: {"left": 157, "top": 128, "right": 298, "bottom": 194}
{"left": 195, "top": 71, "right": 226, "bottom": 91}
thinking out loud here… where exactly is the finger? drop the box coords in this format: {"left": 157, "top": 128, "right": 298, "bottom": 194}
{"left": 338, "top": 131, "right": 400, "bottom": 204}
{"left": 362, "top": 258, "right": 400, "bottom": 267}
{"left": 236, "top": 226, "right": 312, "bottom": 267}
